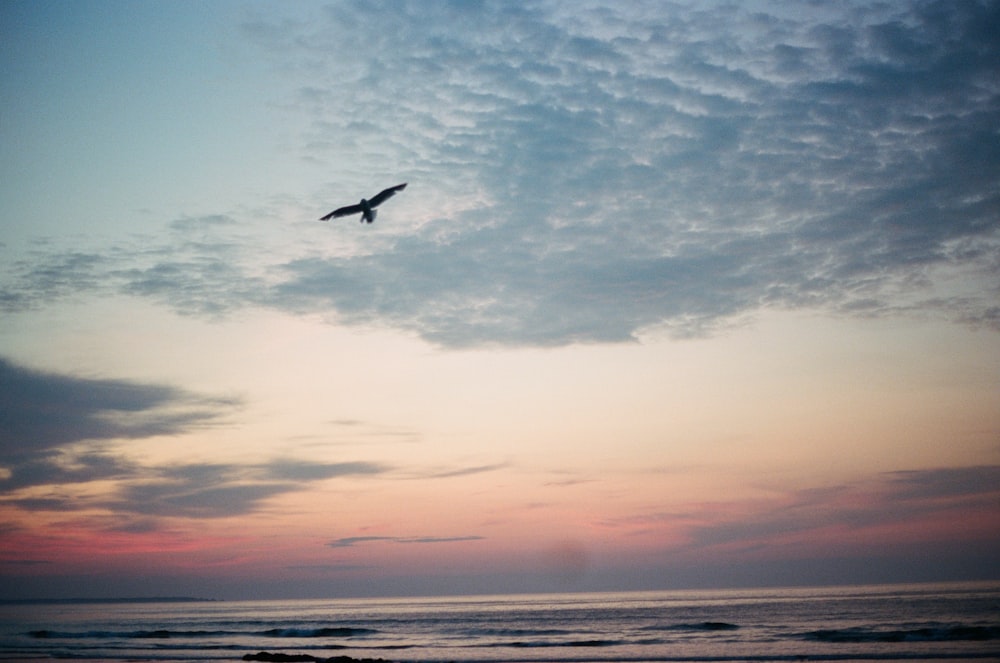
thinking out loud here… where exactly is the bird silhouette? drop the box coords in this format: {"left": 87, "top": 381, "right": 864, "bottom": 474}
{"left": 320, "top": 183, "right": 408, "bottom": 223}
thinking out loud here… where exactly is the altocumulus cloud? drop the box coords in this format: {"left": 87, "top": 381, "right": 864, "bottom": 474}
{"left": 0, "top": 216, "right": 266, "bottom": 319}
{"left": 263, "top": 0, "right": 1000, "bottom": 346}
{"left": 2, "top": 1, "right": 998, "bottom": 347}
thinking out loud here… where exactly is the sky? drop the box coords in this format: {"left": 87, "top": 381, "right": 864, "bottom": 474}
{"left": 1, "top": 0, "right": 998, "bottom": 600}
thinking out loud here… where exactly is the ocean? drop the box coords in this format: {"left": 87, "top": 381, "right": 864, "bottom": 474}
{"left": 1, "top": 582, "right": 998, "bottom": 662}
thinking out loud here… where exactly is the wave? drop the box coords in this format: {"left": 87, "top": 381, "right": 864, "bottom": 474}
{"left": 503, "top": 638, "right": 626, "bottom": 648}
{"left": 28, "top": 626, "right": 378, "bottom": 640}
{"left": 642, "top": 622, "right": 740, "bottom": 632}
{"left": 261, "top": 628, "right": 378, "bottom": 638}
{"left": 29, "top": 629, "right": 223, "bottom": 639}
{"left": 674, "top": 622, "right": 739, "bottom": 631}
{"left": 803, "top": 624, "right": 1000, "bottom": 642}
{"left": 460, "top": 627, "right": 576, "bottom": 637}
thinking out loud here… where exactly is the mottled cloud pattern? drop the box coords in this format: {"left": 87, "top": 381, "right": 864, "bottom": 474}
{"left": 2, "top": 1, "right": 998, "bottom": 347}
{"left": 270, "top": 0, "right": 1000, "bottom": 346}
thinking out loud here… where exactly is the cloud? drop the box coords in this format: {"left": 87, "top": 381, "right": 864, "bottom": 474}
{"left": 4, "top": 458, "right": 389, "bottom": 520}
{"left": 0, "top": 356, "right": 241, "bottom": 515}
{"left": 883, "top": 465, "right": 1000, "bottom": 501}
{"left": 115, "top": 478, "right": 294, "bottom": 519}
{"left": 328, "top": 536, "right": 397, "bottom": 548}
{"left": 0, "top": 356, "right": 238, "bottom": 462}
{"left": 678, "top": 465, "right": 1000, "bottom": 555}
{"left": 2, "top": 452, "right": 138, "bottom": 494}
{"left": 262, "top": 0, "right": 1000, "bottom": 344}
{"left": 418, "top": 463, "right": 508, "bottom": 479}
{"left": 328, "top": 535, "right": 485, "bottom": 548}
{"left": 0, "top": 217, "right": 267, "bottom": 319}
{"left": 2, "top": 1, "right": 998, "bottom": 348}
{"left": 0, "top": 357, "right": 388, "bottom": 519}
{"left": 0, "top": 250, "right": 108, "bottom": 312}
{"left": 4, "top": 460, "right": 388, "bottom": 521}
{"left": 262, "top": 459, "right": 386, "bottom": 482}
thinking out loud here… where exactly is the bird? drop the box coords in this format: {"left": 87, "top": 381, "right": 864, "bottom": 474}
{"left": 319, "top": 183, "right": 408, "bottom": 223}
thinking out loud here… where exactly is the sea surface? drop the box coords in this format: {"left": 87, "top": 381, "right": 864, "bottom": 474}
{"left": 1, "top": 582, "right": 999, "bottom": 662}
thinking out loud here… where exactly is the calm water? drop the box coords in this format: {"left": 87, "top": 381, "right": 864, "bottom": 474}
{"left": 1, "top": 582, "right": 998, "bottom": 662}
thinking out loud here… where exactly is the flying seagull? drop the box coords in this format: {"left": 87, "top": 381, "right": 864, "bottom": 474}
{"left": 320, "top": 183, "right": 408, "bottom": 223}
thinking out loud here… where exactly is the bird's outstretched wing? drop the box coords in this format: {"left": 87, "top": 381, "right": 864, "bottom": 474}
{"left": 319, "top": 203, "right": 364, "bottom": 221}
{"left": 368, "top": 182, "right": 408, "bottom": 207}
